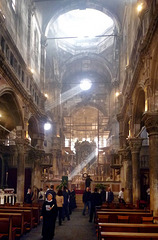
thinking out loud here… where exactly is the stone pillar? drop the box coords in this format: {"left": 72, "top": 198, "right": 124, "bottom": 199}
{"left": 16, "top": 139, "right": 25, "bottom": 203}
{"left": 40, "top": 34, "right": 47, "bottom": 92}
{"left": 143, "top": 112, "right": 158, "bottom": 216}
{"left": 32, "top": 156, "right": 42, "bottom": 189}
{"left": 128, "top": 138, "right": 142, "bottom": 205}
{"left": 52, "top": 149, "right": 59, "bottom": 178}
{"left": 0, "top": 156, "right": 5, "bottom": 188}
{"left": 119, "top": 148, "right": 132, "bottom": 203}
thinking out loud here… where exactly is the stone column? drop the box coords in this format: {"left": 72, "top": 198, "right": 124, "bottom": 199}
{"left": 128, "top": 138, "right": 142, "bottom": 205}
{"left": 52, "top": 149, "right": 59, "bottom": 178}
{"left": 40, "top": 34, "right": 47, "bottom": 92}
{"left": 0, "top": 156, "right": 5, "bottom": 188}
{"left": 119, "top": 148, "right": 132, "bottom": 203}
{"left": 16, "top": 139, "right": 25, "bottom": 203}
{"left": 143, "top": 112, "right": 158, "bottom": 216}
{"left": 32, "top": 156, "right": 42, "bottom": 190}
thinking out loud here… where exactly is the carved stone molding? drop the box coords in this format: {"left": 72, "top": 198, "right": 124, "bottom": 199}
{"left": 128, "top": 137, "right": 143, "bottom": 153}
{"left": 142, "top": 112, "right": 158, "bottom": 135}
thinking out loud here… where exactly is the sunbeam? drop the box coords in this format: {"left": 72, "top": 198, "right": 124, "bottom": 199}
{"left": 68, "top": 150, "right": 96, "bottom": 180}
{"left": 46, "top": 85, "right": 82, "bottom": 110}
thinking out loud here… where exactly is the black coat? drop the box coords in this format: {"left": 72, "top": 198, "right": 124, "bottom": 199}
{"left": 82, "top": 191, "right": 91, "bottom": 203}
{"left": 41, "top": 199, "right": 57, "bottom": 240}
{"left": 91, "top": 192, "right": 102, "bottom": 208}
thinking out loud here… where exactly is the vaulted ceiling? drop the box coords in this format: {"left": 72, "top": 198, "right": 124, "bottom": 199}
{"left": 34, "top": 0, "right": 125, "bottom": 149}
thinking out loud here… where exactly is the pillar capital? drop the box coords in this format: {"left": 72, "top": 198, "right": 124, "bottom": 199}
{"left": 117, "top": 113, "right": 123, "bottom": 122}
{"left": 118, "top": 148, "right": 131, "bottom": 162}
{"left": 142, "top": 112, "right": 158, "bottom": 136}
{"left": 15, "top": 138, "right": 30, "bottom": 153}
{"left": 128, "top": 137, "right": 143, "bottom": 153}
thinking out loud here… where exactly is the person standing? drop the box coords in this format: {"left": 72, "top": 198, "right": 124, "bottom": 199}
{"left": 25, "top": 187, "right": 33, "bottom": 204}
{"left": 62, "top": 186, "right": 70, "bottom": 221}
{"left": 89, "top": 188, "right": 102, "bottom": 222}
{"left": 46, "top": 185, "right": 56, "bottom": 200}
{"left": 56, "top": 189, "right": 64, "bottom": 226}
{"left": 85, "top": 175, "right": 92, "bottom": 188}
{"left": 107, "top": 187, "right": 114, "bottom": 204}
{"left": 82, "top": 187, "right": 91, "bottom": 215}
{"left": 100, "top": 187, "right": 106, "bottom": 203}
{"left": 118, "top": 188, "right": 126, "bottom": 204}
{"left": 41, "top": 193, "right": 57, "bottom": 240}
{"left": 38, "top": 188, "right": 45, "bottom": 206}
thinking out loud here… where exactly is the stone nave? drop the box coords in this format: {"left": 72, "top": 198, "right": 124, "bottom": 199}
{"left": 0, "top": 0, "right": 158, "bottom": 218}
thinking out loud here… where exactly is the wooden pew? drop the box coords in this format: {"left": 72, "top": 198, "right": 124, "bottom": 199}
{"left": 101, "top": 203, "right": 135, "bottom": 209}
{"left": 96, "top": 211, "right": 153, "bottom": 223}
{"left": 0, "top": 205, "right": 40, "bottom": 226}
{"left": 0, "top": 209, "right": 33, "bottom": 231}
{"left": 100, "top": 232, "right": 158, "bottom": 240}
{"left": 98, "top": 223, "right": 158, "bottom": 240}
{"left": 97, "top": 207, "right": 151, "bottom": 213}
{"left": 0, "top": 217, "right": 16, "bottom": 240}
{"left": 142, "top": 216, "right": 154, "bottom": 224}
{"left": 0, "top": 212, "right": 25, "bottom": 237}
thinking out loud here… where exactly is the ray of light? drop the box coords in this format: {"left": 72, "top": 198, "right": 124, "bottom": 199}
{"left": 46, "top": 85, "right": 82, "bottom": 110}
{"left": 68, "top": 150, "right": 96, "bottom": 180}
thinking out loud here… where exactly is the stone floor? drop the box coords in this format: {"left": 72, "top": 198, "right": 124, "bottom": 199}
{"left": 20, "top": 210, "right": 97, "bottom": 240}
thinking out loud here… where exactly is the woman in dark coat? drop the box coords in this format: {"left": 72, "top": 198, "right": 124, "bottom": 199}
{"left": 41, "top": 193, "right": 57, "bottom": 240}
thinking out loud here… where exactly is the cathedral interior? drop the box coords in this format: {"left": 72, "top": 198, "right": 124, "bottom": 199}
{"left": 0, "top": 0, "right": 158, "bottom": 216}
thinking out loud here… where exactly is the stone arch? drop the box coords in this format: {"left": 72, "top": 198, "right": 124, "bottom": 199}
{"left": 61, "top": 53, "right": 113, "bottom": 83}
{"left": 0, "top": 88, "right": 23, "bottom": 138}
{"left": 44, "top": 1, "right": 121, "bottom": 35}
{"left": 28, "top": 116, "right": 39, "bottom": 147}
{"left": 132, "top": 87, "right": 145, "bottom": 136}
{"left": 70, "top": 101, "right": 107, "bottom": 116}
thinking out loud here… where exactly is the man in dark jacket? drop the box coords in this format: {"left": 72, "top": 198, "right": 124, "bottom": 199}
{"left": 82, "top": 187, "right": 91, "bottom": 215}
{"left": 62, "top": 186, "right": 70, "bottom": 220}
{"left": 107, "top": 187, "right": 114, "bottom": 204}
{"left": 89, "top": 188, "right": 102, "bottom": 222}
{"left": 85, "top": 175, "right": 92, "bottom": 188}
{"left": 100, "top": 187, "right": 106, "bottom": 203}
{"left": 46, "top": 185, "right": 56, "bottom": 201}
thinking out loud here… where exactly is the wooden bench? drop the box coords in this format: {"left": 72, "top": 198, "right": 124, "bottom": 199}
{"left": 0, "top": 217, "right": 16, "bottom": 240}
{"left": 98, "top": 223, "right": 158, "bottom": 240}
{"left": 101, "top": 203, "right": 135, "bottom": 209}
{"left": 96, "top": 211, "right": 153, "bottom": 224}
{"left": 0, "top": 205, "right": 40, "bottom": 226}
{"left": 0, "top": 212, "right": 25, "bottom": 237}
{"left": 100, "top": 232, "right": 158, "bottom": 239}
{"left": 0, "top": 209, "right": 33, "bottom": 231}
{"left": 142, "top": 216, "right": 154, "bottom": 224}
{"left": 98, "top": 207, "right": 151, "bottom": 213}
{"left": 117, "top": 215, "right": 129, "bottom": 223}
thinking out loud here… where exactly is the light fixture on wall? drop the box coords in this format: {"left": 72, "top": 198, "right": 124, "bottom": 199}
{"left": 137, "top": 0, "right": 147, "bottom": 13}
{"left": 137, "top": 2, "right": 143, "bottom": 12}
{"left": 44, "top": 93, "right": 48, "bottom": 98}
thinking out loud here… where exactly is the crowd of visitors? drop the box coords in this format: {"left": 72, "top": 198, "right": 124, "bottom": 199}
{"left": 82, "top": 186, "right": 115, "bottom": 222}
{"left": 24, "top": 184, "right": 130, "bottom": 239}
{"left": 25, "top": 185, "right": 77, "bottom": 240}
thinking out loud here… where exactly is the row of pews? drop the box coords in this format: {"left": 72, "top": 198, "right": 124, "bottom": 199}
{"left": 95, "top": 204, "right": 158, "bottom": 240}
{"left": 0, "top": 203, "right": 41, "bottom": 240}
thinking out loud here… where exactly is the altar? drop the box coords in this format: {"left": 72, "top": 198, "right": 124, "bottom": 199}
{"left": 0, "top": 188, "right": 16, "bottom": 205}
